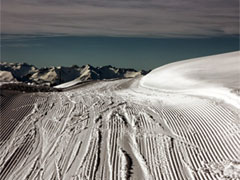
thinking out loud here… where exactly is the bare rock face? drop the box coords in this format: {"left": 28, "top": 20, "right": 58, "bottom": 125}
{"left": 0, "top": 62, "right": 149, "bottom": 86}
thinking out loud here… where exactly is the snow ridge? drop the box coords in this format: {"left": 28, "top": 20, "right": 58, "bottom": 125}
{"left": 0, "top": 62, "right": 148, "bottom": 86}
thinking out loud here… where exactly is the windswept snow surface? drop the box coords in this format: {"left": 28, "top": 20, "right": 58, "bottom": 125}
{"left": 141, "top": 51, "right": 240, "bottom": 109}
{"left": 1, "top": 52, "right": 240, "bottom": 180}
{"left": 54, "top": 79, "right": 84, "bottom": 88}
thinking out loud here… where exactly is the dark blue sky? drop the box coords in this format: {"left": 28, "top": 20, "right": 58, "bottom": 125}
{"left": 1, "top": 35, "right": 239, "bottom": 70}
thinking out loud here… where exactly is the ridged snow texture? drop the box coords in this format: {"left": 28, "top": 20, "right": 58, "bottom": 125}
{"left": 0, "top": 79, "right": 240, "bottom": 180}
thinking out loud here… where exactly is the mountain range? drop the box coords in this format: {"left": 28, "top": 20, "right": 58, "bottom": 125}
{"left": 0, "top": 62, "right": 149, "bottom": 86}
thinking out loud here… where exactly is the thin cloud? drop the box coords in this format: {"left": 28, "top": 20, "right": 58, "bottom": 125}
{"left": 1, "top": 43, "right": 42, "bottom": 48}
{"left": 1, "top": 0, "right": 239, "bottom": 37}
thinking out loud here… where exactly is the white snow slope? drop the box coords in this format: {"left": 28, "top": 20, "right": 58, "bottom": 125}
{"left": 0, "top": 51, "right": 239, "bottom": 180}
{"left": 0, "top": 71, "right": 17, "bottom": 82}
{"left": 141, "top": 51, "right": 240, "bottom": 109}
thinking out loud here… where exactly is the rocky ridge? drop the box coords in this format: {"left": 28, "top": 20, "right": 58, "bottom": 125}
{"left": 0, "top": 62, "right": 149, "bottom": 86}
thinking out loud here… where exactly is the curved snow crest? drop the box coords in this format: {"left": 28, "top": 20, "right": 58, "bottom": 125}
{"left": 140, "top": 51, "right": 240, "bottom": 108}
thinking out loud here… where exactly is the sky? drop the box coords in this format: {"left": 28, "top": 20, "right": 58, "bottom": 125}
{"left": 1, "top": 0, "right": 239, "bottom": 70}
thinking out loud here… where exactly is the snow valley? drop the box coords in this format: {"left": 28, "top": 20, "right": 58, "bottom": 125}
{"left": 0, "top": 51, "right": 240, "bottom": 180}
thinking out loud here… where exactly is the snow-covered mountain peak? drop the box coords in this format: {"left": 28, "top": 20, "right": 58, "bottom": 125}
{"left": 0, "top": 62, "right": 148, "bottom": 86}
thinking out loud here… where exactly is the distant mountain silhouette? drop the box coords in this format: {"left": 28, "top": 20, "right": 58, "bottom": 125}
{"left": 0, "top": 62, "right": 149, "bottom": 86}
